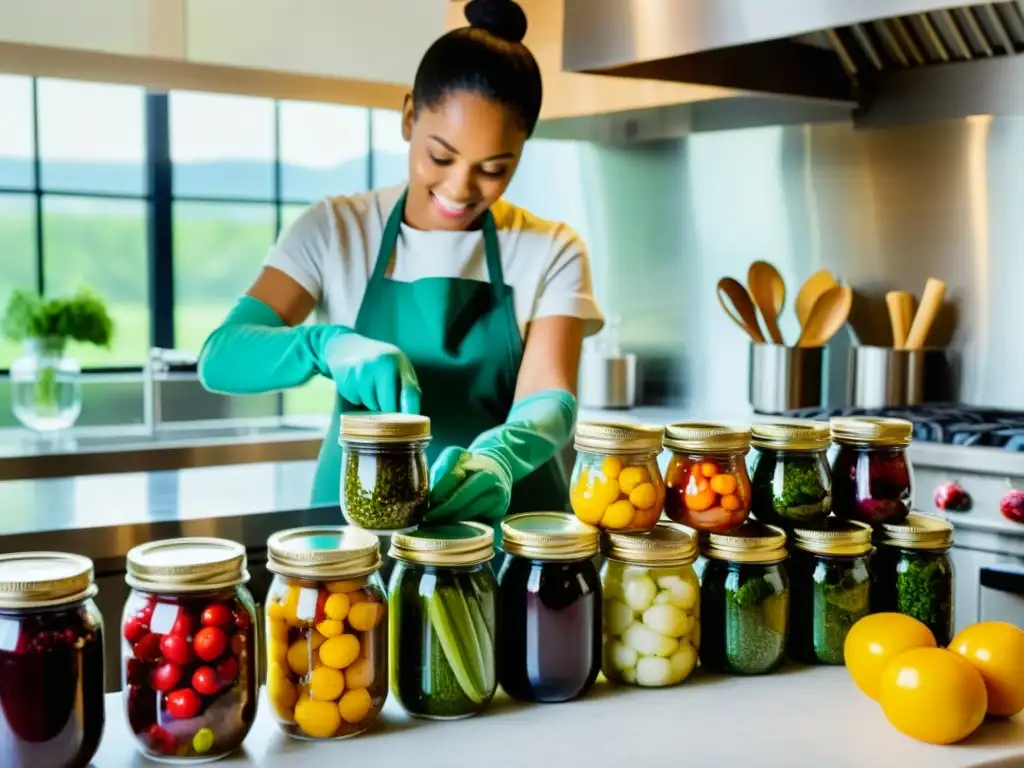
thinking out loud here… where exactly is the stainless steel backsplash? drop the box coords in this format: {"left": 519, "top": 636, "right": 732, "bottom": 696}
{"left": 508, "top": 116, "right": 1024, "bottom": 411}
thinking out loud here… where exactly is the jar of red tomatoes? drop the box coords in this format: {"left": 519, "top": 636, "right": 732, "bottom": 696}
{"left": 569, "top": 421, "right": 666, "bottom": 531}
{"left": 122, "top": 538, "right": 258, "bottom": 762}
{"left": 0, "top": 552, "right": 104, "bottom": 768}
{"left": 830, "top": 417, "right": 913, "bottom": 526}
{"left": 265, "top": 526, "right": 387, "bottom": 741}
{"left": 664, "top": 422, "right": 753, "bottom": 532}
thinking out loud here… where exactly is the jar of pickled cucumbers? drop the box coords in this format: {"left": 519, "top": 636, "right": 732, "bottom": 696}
{"left": 123, "top": 538, "right": 258, "bottom": 763}
{"left": 570, "top": 421, "right": 666, "bottom": 531}
{"left": 0, "top": 552, "right": 104, "bottom": 768}
{"left": 749, "top": 421, "right": 832, "bottom": 529}
{"left": 497, "top": 513, "right": 602, "bottom": 703}
{"left": 830, "top": 417, "right": 914, "bottom": 526}
{"left": 699, "top": 521, "right": 789, "bottom": 675}
{"left": 788, "top": 519, "right": 872, "bottom": 665}
{"left": 601, "top": 523, "right": 700, "bottom": 687}
{"left": 265, "top": 526, "right": 387, "bottom": 741}
{"left": 388, "top": 522, "right": 497, "bottom": 720}
{"left": 664, "top": 422, "right": 753, "bottom": 532}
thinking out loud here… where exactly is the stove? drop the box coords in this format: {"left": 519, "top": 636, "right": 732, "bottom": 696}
{"left": 783, "top": 403, "right": 1024, "bottom": 451}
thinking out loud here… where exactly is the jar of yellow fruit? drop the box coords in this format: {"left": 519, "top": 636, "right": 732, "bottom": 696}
{"left": 570, "top": 421, "right": 666, "bottom": 531}
{"left": 265, "top": 526, "right": 387, "bottom": 741}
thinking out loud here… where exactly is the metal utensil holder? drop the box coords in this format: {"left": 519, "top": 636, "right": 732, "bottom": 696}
{"left": 848, "top": 346, "right": 950, "bottom": 408}
{"left": 748, "top": 344, "right": 824, "bottom": 414}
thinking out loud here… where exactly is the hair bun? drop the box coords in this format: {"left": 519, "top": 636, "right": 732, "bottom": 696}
{"left": 464, "top": 0, "right": 528, "bottom": 43}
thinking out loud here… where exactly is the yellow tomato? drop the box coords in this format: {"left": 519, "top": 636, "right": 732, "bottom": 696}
{"left": 950, "top": 621, "right": 1024, "bottom": 717}
{"left": 601, "top": 456, "right": 624, "bottom": 481}
{"left": 844, "top": 613, "right": 937, "bottom": 700}
{"left": 879, "top": 648, "right": 988, "bottom": 745}
{"left": 619, "top": 466, "right": 650, "bottom": 495}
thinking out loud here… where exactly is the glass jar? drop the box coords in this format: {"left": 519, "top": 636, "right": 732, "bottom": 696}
{"left": 871, "top": 513, "right": 955, "bottom": 646}
{"left": 0, "top": 553, "right": 104, "bottom": 768}
{"left": 749, "top": 422, "right": 832, "bottom": 529}
{"left": 339, "top": 413, "right": 431, "bottom": 532}
{"left": 569, "top": 421, "right": 666, "bottom": 531}
{"left": 788, "top": 519, "right": 872, "bottom": 665}
{"left": 699, "top": 522, "right": 789, "bottom": 675}
{"left": 497, "top": 513, "right": 602, "bottom": 702}
{"left": 122, "top": 538, "right": 258, "bottom": 762}
{"left": 10, "top": 338, "right": 83, "bottom": 432}
{"left": 830, "top": 417, "right": 914, "bottom": 526}
{"left": 664, "top": 422, "right": 753, "bottom": 532}
{"left": 388, "top": 522, "right": 497, "bottom": 719}
{"left": 265, "top": 526, "right": 387, "bottom": 741}
{"left": 601, "top": 523, "right": 700, "bottom": 687}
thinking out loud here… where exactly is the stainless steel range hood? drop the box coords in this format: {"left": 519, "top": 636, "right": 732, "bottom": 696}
{"left": 562, "top": 1, "right": 1024, "bottom": 107}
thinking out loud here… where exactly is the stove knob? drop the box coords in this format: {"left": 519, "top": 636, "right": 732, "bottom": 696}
{"left": 934, "top": 481, "right": 972, "bottom": 512}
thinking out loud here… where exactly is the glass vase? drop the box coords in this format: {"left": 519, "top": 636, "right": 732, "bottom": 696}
{"left": 10, "top": 338, "right": 82, "bottom": 432}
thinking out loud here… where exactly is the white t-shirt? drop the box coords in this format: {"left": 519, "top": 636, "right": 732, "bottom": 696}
{"left": 263, "top": 184, "right": 605, "bottom": 339}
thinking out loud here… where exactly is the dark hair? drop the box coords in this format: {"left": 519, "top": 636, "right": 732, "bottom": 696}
{"left": 412, "top": 0, "right": 543, "bottom": 136}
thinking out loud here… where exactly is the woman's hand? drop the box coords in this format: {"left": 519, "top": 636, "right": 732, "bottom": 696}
{"left": 323, "top": 334, "right": 421, "bottom": 414}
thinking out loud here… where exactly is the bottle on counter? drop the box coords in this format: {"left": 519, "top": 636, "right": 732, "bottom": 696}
{"left": 497, "top": 512, "right": 602, "bottom": 703}
{"left": 699, "top": 521, "right": 789, "bottom": 675}
{"left": 388, "top": 522, "right": 497, "bottom": 719}
{"left": 122, "top": 537, "right": 258, "bottom": 762}
{"left": 664, "top": 422, "right": 753, "bottom": 533}
{"left": 265, "top": 526, "right": 387, "bottom": 740}
{"left": 830, "top": 417, "right": 914, "bottom": 526}
{"left": 749, "top": 421, "right": 832, "bottom": 529}
{"left": 871, "top": 513, "right": 955, "bottom": 646}
{"left": 339, "top": 413, "right": 431, "bottom": 532}
{"left": 569, "top": 421, "right": 666, "bottom": 531}
{"left": 0, "top": 552, "right": 104, "bottom": 768}
{"left": 788, "top": 519, "right": 872, "bottom": 665}
{"left": 601, "top": 522, "right": 700, "bottom": 687}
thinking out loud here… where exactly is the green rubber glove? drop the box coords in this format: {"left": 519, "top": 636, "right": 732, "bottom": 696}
{"left": 198, "top": 295, "right": 421, "bottom": 413}
{"left": 425, "top": 389, "right": 577, "bottom": 524}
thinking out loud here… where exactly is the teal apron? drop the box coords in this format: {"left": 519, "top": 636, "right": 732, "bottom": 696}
{"left": 310, "top": 190, "right": 567, "bottom": 519}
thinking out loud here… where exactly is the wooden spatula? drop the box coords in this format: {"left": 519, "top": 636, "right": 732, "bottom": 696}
{"left": 904, "top": 278, "right": 946, "bottom": 350}
{"left": 717, "top": 277, "right": 766, "bottom": 343}
{"left": 747, "top": 261, "right": 786, "bottom": 345}
{"left": 796, "top": 285, "right": 853, "bottom": 348}
{"left": 796, "top": 269, "right": 837, "bottom": 329}
{"left": 886, "top": 290, "right": 916, "bottom": 349}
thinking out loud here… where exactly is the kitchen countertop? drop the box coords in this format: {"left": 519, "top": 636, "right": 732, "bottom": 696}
{"left": 92, "top": 666, "right": 1024, "bottom": 768}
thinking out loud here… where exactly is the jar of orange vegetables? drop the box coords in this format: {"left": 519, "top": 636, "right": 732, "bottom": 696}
{"left": 664, "top": 422, "right": 752, "bottom": 533}
{"left": 570, "top": 421, "right": 666, "bottom": 531}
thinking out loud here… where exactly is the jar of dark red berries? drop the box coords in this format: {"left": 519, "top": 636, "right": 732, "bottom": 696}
{"left": 830, "top": 417, "right": 914, "bottom": 526}
{"left": 122, "top": 538, "right": 258, "bottom": 762}
{"left": 0, "top": 552, "right": 104, "bottom": 768}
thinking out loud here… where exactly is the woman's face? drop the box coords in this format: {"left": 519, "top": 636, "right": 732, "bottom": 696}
{"left": 402, "top": 91, "right": 527, "bottom": 231}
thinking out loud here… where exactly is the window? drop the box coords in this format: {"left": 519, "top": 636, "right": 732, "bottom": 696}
{"left": 280, "top": 100, "right": 369, "bottom": 200}
{"left": 371, "top": 109, "right": 407, "bottom": 188}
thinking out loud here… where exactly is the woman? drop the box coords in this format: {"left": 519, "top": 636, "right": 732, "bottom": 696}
{"left": 198, "top": 0, "right": 604, "bottom": 525}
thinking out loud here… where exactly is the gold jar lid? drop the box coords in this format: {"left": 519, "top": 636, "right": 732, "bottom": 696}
{"left": 0, "top": 552, "right": 97, "bottom": 609}
{"left": 792, "top": 519, "right": 872, "bottom": 557}
{"left": 700, "top": 521, "right": 788, "bottom": 564}
{"left": 390, "top": 522, "right": 494, "bottom": 567}
{"left": 501, "top": 512, "right": 600, "bottom": 561}
{"left": 878, "top": 512, "right": 953, "bottom": 551}
{"left": 339, "top": 413, "right": 431, "bottom": 444}
{"left": 267, "top": 526, "right": 381, "bottom": 580}
{"left": 574, "top": 421, "right": 664, "bottom": 455}
{"left": 127, "top": 538, "right": 249, "bottom": 593}
{"left": 829, "top": 417, "right": 913, "bottom": 447}
{"left": 603, "top": 522, "right": 698, "bottom": 567}
{"left": 664, "top": 422, "right": 752, "bottom": 454}
{"left": 751, "top": 421, "right": 831, "bottom": 451}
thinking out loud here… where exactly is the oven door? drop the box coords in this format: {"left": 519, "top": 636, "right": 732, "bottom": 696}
{"left": 979, "top": 564, "right": 1024, "bottom": 629}
{"left": 950, "top": 545, "right": 1024, "bottom": 633}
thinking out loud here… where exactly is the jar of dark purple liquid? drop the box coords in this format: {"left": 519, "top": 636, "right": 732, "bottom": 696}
{"left": 496, "top": 513, "right": 601, "bottom": 703}
{"left": 830, "top": 417, "right": 914, "bottom": 526}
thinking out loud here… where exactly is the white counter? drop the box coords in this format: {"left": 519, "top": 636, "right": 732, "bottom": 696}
{"left": 94, "top": 666, "right": 1024, "bottom": 768}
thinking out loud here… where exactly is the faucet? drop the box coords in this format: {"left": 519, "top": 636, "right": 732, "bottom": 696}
{"left": 143, "top": 348, "right": 198, "bottom": 434}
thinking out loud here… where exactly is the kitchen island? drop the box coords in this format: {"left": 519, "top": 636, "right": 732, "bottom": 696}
{"left": 93, "top": 666, "right": 1024, "bottom": 767}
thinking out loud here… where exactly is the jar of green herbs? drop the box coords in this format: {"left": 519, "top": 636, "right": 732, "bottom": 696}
{"left": 871, "top": 513, "right": 955, "bottom": 646}
{"left": 788, "top": 519, "right": 872, "bottom": 665}
{"left": 749, "top": 421, "right": 832, "bottom": 529}
{"left": 699, "top": 522, "right": 789, "bottom": 675}
{"left": 339, "top": 414, "right": 430, "bottom": 532}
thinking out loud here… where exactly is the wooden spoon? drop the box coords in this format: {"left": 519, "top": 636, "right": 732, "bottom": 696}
{"left": 796, "top": 269, "right": 837, "bottom": 329}
{"left": 717, "top": 277, "right": 766, "bottom": 343}
{"left": 796, "top": 285, "right": 853, "bottom": 348}
{"left": 885, "top": 290, "right": 916, "bottom": 349}
{"left": 747, "top": 261, "right": 786, "bottom": 344}
{"left": 904, "top": 278, "right": 946, "bottom": 350}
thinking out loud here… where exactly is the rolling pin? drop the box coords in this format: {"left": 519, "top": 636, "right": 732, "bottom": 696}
{"left": 903, "top": 278, "right": 946, "bottom": 350}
